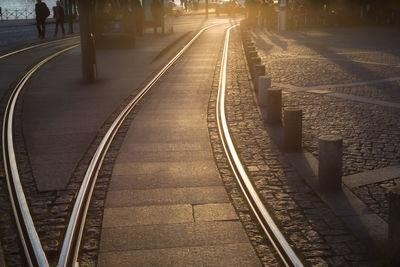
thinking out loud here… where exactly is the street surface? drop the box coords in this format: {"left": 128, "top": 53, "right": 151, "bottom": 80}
{"left": 0, "top": 12, "right": 399, "bottom": 266}
{"left": 249, "top": 26, "right": 400, "bottom": 264}
{"left": 0, "top": 19, "right": 80, "bottom": 51}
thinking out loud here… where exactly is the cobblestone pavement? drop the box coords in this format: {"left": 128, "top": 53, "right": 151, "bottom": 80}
{"left": 353, "top": 177, "right": 400, "bottom": 223}
{"left": 206, "top": 28, "right": 381, "bottom": 266}
{"left": 251, "top": 27, "right": 400, "bottom": 177}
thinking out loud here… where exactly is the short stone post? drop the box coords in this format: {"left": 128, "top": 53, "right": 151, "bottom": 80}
{"left": 250, "top": 57, "right": 261, "bottom": 67}
{"left": 248, "top": 50, "right": 257, "bottom": 59}
{"left": 318, "top": 135, "right": 342, "bottom": 192}
{"left": 265, "top": 88, "right": 282, "bottom": 124}
{"left": 255, "top": 65, "right": 265, "bottom": 77}
{"left": 249, "top": 57, "right": 260, "bottom": 76}
{"left": 258, "top": 76, "right": 271, "bottom": 106}
{"left": 245, "top": 42, "right": 254, "bottom": 49}
{"left": 389, "top": 185, "right": 400, "bottom": 265}
{"left": 253, "top": 64, "right": 265, "bottom": 90}
{"left": 283, "top": 108, "right": 302, "bottom": 151}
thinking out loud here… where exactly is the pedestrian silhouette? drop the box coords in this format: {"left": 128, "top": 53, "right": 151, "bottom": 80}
{"left": 54, "top": 1, "right": 65, "bottom": 37}
{"left": 35, "top": 0, "right": 50, "bottom": 38}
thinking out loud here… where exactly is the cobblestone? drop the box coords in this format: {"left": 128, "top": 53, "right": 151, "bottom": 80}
{"left": 207, "top": 31, "right": 281, "bottom": 266}
{"left": 352, "top": 177, "right": 400, "bottom": 223}
{"left": 251, "top": 27, "right": 400, "bottom": 177}
{"left": 284, "top": 91, "right": 400, "bottom": 176}
{"left": 222, "top": 27, "right": 381, "bottom": 265}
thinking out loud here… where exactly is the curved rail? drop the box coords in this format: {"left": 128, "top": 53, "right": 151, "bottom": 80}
{"left": 0, "top": 36, "right": 79, "bottom": 60}
{"left": 2, "top": 44, "right": 79, "bottom": 267}
{"left": 57, "top": 22, "right": 225, "bottom": 267}
{"left": 215, "top": 25, "right": 304, "bottom": 267}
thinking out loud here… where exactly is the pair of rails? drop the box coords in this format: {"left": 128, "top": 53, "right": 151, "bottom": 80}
{"left": 1, "top": 24, "right": 302, "bottom": 267}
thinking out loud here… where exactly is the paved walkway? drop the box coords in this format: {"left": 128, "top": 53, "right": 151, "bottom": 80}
{"left": 98, "top": 24, "right": 260, "bottom": 266}
{"left": 0, "top": 15, "right": 244, "bottom": 266}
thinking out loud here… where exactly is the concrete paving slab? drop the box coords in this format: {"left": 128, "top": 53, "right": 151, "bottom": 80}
{"left": 103, "top": 204, "right": 193, "bottom": 228}
{"left": 26, "top": 133, "right": 94, "bottom": 154}
{"left": 343, "top": 165, "right": 400, "bottom": 188}
{"left": 120, "top": 129, "right": 209, "bottom": 144}
{"left": 116, "top": 150, "right": 212, "bottom": 163}
{"left": 109, "top": 173, "right": 222, "bottom": 191}
{"left": 127, "top": 117, "right": 205, "bottom": 129}
{"left": 105, "top": 186, "right": 229, "bottom": 208}
{"left": 130, "top": 111, "right": 206, "bottom": 121}
{"left": 31, "top": 162, "right": 76, "bottom": 191}
{"left": 119, "top": 142, "right": 210, "bottom": 154}
{"left": 193, "top": 203, "right": 238, "bottom": 222}
{"left": 98, "top": 23, "right": 260, "bottom": 265}
{"left": 112, "top": 161, "right": 219, "bottom": 176}
{"left": 98, "top": 243, "right": 261, "bottom": 267}
{"left": 100, "top": 221, "right": 251, "bottom": 251}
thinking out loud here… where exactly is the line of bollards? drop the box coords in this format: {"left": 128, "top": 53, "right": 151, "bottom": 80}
{"left": 241, "top": 22, "right": 399, "bottom": 264}
{"left": 242, "top": 24, "right": 342, "bottom": 193}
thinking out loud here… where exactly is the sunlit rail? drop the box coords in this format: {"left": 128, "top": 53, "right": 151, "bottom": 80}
{"left": 0, "top": 36, "right": 79, "bottom": 60}
{"left": 57, "top": 22, "right": 225, "bottom": 267}
{"left": 215, "top": 24, "right": 304, "bottom": 267}
{"left": 2, "top": 44, "right": 79, "bottom": 267}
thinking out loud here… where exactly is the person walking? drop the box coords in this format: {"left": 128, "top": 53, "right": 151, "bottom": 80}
{"left": 54, "top": 1, "right": 65, "bottom": 37}
{"left": 35, "top": 0, "right": 50, "bottom": 38}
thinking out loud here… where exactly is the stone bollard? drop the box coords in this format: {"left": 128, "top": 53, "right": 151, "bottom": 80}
{"left": 245, "top": 41, "right": 254, "bottom": 47}
{"left": 318, "top": 135, "right": 342, "bottom": 192}
{"left": 283, "top": 108, "right": 302, "bottom": 151}
{"left": 258, "top": 76, "right": 271, "bottom": 106}
{"left": 265, "top": 88, "right": 282, "bottom": 124}
{"left": 248, "top": 50, "right": 257, "bottom": 59}
{"left": 253, "top": 65, "right": 265, "bottom": 90}
{"left": 255, "top": 64, "right": 265, "bottom": 77}
{"left": 246, "top": 43, "right": 255, "bottom": 48}
{"left": 389, "top": 185, "right": 400, "bottom": 265}
{"left": 250, "top": 57, "right": 261, "bottom": 66}
{"left": 249, "top": 57, "right": 261, "bottom": 78}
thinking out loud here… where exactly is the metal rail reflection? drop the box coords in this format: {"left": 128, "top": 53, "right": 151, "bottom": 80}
{"left": 57, "top": 22, "right": 225, "bottom": 267}
{"left": 215, "top": 24, "right": 304, "bottom": 267}
{"left": 2, "top": 44, "right": 79, "bottom": 267}
{"left": 0, "top": 36, "right": 79, "bottom": 60}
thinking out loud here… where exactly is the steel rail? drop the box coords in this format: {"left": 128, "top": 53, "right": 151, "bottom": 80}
{"left": 0, "top": 36, "right": 79, "bottom": 60}
{"left": 57, "top": 22, "right": 226, "bottom": 267}
{"left": 2, "top": 44, "right": 79, "bottom": 267}
{"left": 215, "top": 25, "right": 304, "bottom": 267}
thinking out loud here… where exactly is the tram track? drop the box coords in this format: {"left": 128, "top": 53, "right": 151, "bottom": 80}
{"left": 2, "top": 43, "right": 79, "bottom": 266}
{"left": 2, "top": 23, "right": 226, "bottom": 266}
{"left": 1, "top": 22, "right": 303, "bottom": 267}
{"left": 215, "top": 26, "right": 303, "bottom": 267}
{"left": 0, "top": 38, "right": 80, "bottom": 266}
{"left": 0, "top": 36, "right": 80, "bottom": 60}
